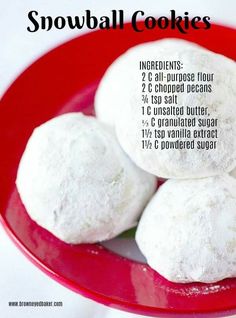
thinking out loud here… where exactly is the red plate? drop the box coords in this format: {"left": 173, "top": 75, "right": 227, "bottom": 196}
{"left": 0, "top": 22, "right": 236, "bottom": 317}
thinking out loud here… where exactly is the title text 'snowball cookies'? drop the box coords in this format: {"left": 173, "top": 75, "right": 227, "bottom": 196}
{"left": 136, "top": 175, "right": 236, "bottom": 283}
{"left": 16, "top": 113, "right": 156, "bottom": 244}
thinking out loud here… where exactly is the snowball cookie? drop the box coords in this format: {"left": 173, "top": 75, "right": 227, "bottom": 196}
{"left": 136, "top": 174, "right": 236, "bottom": 283}
{"left": 16, "top": 113, "right": 156, "bottom": 244}
{"left": 100, "top": 38, "right": 236, "bottom": 178}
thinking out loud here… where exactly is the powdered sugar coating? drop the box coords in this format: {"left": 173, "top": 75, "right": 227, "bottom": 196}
{"left": 230, "top": 168, "right": 236, "bottom": 178}
{"left": 16, "top": 113, "right": 156, "bottom": 244}
{"left": 136, "top": 175, "right": 236, "bottom": 283}
{"left": 95, "top": 52, "right": 131, "bottom": 126}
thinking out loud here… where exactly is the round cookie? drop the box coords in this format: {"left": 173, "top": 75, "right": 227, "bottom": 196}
{"left": 16, "top": 113, "right": 156, "bottom": 244}
{"left": 136, "top": 175, "right": 236, "bottom": 283}
{"left": 96, "top": 38, "right": 236, "bottom": 178}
